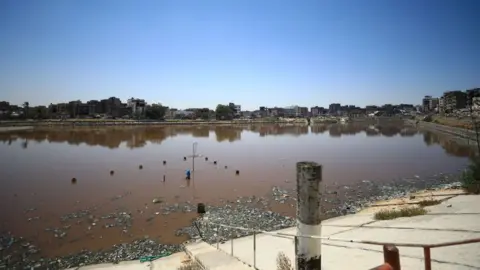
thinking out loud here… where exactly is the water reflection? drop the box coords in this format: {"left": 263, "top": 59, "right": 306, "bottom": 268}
{"left": 0, "top": 124, "right": 474, "bottom": 157}
{"left": 422, "top": 131, "right": 476, "bottom": 158}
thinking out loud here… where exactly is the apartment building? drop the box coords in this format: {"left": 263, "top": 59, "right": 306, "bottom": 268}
{"left": 329, "top": 103, "right": 341, "bottom": 114}
{"left": 429, "top": 98, "right": 439, "bottom": 112}
{"left": 422, "top": 96, "right": 432, "bottom": 112}
{"left": 310, "top": 106, "right": 326, "bottom": 117}
{"left": 443, "top": 91, "right": 467, "bottom": 112}
{"left": 127, "top": 98, "right": 147, "bottom": 116}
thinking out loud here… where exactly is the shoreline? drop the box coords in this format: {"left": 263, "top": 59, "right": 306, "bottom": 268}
{"left": 0, "top": 119, "right": 307, "bottom": 127}
{"left": 408, "top": 119, "right": 478, "bottom": 141}
{"left": 0, "top": 126, "right": 34, "bottom": 133}
{"left": 0, "top": 171, "right": 465, "bottom": 269}
{"left": 0, "top": 116, "right": 405, "bottom": 127}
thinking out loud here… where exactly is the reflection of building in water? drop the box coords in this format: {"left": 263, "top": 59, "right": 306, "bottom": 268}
{"left": 191, "top": 127, "right": 210, "bottom": 138}
{"left": 310, "top": 125, "right": 328, "bottom": 134}
{"left": 423, "top": 132, "right": 437, "bottom": 146}
{"left": 422, "top": 131, "right": 475, "bottom": 157}
{"left": 126, "top": 132, "right": 147, "bottom": 149}
{"left": 328, "top": 125, "right": 342, "bottom": 137}
{"left": 257, "top": 124, "right": 308, "bottom": 137}
{"left": 0, "top": 127, "right": 171, "bottom": 149}
{"left": 214, "top": 126, "right": 242, "bottom": 142}
{"left": 377, "top": 126, "right": 401, "bottom": 137}
{"left": 399, "top": 128, "right": 418, "bottom": 137}
{"left": 365, "top": 128, "right": 380, "bottom": 136}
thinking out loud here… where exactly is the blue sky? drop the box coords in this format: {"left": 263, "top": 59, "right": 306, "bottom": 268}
{"left": 0, "top": 0, "right": 478, "bottom": 110}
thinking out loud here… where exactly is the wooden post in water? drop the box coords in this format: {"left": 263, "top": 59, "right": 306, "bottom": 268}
{"left": 295, "top": 161, "right": 322, "bottom": 270}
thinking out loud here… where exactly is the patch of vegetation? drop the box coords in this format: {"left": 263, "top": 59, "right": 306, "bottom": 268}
{"left": 277, "top": 252, "right": 294, "bottom": 270}
{"left": 374, "top": 207, "right": 427, "bottom": 220}
{"left": 461, "top": 157, "right": 480, "bottom": 194}
{"left": 417, "top": 199, "right": 441, "bottom": 207}
{"left": 177, "top": 261, "right": 203, "bottom": 270}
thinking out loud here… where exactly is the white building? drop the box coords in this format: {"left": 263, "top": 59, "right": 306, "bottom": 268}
{"left": 127, "top": 98, "right": 146, "bottom": 115}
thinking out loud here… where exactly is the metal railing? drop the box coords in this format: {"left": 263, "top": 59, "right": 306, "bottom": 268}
{"left": 194, "top": 220, "right": 480, "bottom": 270}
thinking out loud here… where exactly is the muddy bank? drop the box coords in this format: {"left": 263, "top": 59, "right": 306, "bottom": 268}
{"left": 0, "top": 170, "right": 463, "bottom": 269}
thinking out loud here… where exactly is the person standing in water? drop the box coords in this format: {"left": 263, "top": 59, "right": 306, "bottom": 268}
{"left": 185, "top": 169, "right": 191, "bottom": 180}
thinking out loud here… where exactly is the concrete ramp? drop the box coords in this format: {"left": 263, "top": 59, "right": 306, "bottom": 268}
{"left": 184, "top": 240, "right": 254, "bottom": 270}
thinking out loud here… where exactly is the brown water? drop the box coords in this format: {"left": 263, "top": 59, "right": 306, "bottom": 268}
{"left": 0, "top": 124, "right": 473, "bottom": 257}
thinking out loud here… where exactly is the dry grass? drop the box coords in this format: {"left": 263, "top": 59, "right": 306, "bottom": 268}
{"left": 277, "top": 252, "right": 294, "bottom": 270}
{"left": 177, "top": 261, "right": 203, "bottom": 270}
{"left": 374, "top": 207, "right": 427, "bottom": 220}
{"left": 417, "top": 199, "right": 441, "bottom": 207}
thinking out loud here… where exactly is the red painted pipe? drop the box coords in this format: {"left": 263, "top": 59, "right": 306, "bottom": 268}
{"left": 369, "top": 263, "right": 393, "bottom": 270}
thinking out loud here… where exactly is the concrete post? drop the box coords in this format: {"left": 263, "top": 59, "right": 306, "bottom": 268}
{"left": 295, "top": 161, "right": 322, "bottom": 270}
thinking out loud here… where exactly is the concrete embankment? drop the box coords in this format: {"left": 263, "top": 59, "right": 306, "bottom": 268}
{"left": 198, "top": 192, "right": 480, "bottom": 270}
{"left": 407, "top": 119, "right": 478, "bottom": 141}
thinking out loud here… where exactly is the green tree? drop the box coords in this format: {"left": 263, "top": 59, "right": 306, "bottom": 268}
{"left": 200, "top": 112, "right": 210, "bottom": 120}
{"left": 145, "top": 105, "right": 166, "bottom": 120}
{"left": 22, "top": 102, "right": 29, "bottom": 119}
{"left": 215, "top": 104, "right": 233, "bottom": 120}
{"left": 34, "top": 106, "right": 48, "bottom": 119}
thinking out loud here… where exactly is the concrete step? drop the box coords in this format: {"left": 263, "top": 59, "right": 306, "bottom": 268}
{"left": 184, "top": 240, "right": 254, "bottom": 270}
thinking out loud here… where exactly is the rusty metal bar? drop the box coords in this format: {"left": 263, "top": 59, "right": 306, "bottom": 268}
{"left": 369, "top": 263, "right": 393, "bottom": 270}
{"left": 423, "top": 247, "right": 431, "bottom": 270}
{"left": 427, "top": 237, "right": 480, "bottom": 248}
{"left": 202, "top": 220, "right": 480, "bottom": 249}
{"left": 383, "top": 245, "right": 400, "bottom": 270}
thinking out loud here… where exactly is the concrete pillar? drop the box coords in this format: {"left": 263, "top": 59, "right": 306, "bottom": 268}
{"left": 295, "top": 161, "right": 322, "bottom": 270}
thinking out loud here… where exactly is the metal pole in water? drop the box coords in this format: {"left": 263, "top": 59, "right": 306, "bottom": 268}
{"left": 192, "top": 142, "right": 198, "bottom": 172}
{"left": 295, "top": 161, "right": 322, "bottom": 270}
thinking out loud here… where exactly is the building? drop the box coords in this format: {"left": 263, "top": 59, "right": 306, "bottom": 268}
{"left": 422, "top": 96, "right": 432, "bottom": 112}
{"left": 48, "top": 103, "right": 68, "bottom": 118}
{"left": 283, "top": 106, "right": 296, "bottom": 117}
{"left": 443, "top": 91, "right": 467, "bottom": 112}
{"left": 228, "top": 103, "right": 241, "bottom": 117}
{"left": 295, "top": 106, "right": 308, "bottom": 117}
{"left": 328, "top": 103, "right": 341, "bottom": 115}
{"left": 174, "top": 110, "right": 194, "bottom": 119}
{"left": 429, "top": 98, "right": 439, "bottom": 112}
{"left": 101, "top": 97, "right": 122, "bottom": 117}
{"left": 438, "top": 97, "right": 445, "bottom": 114}
{"left": 87, "top": 100, "right": 103, "bottom": 114}
{"left": 258, "top": 107, "right": 268, "bottom": 118}
{"left": 467, "top": 88, "right": 480, "bottom": 110}
{"left": 269, "top": 107, "right": 284, "bottom": 117}
{"left": 310, "top": 106, "right": 325, "bottom": 117}
{"left": 127, "top": 98, "right": 147, "bottom": 116}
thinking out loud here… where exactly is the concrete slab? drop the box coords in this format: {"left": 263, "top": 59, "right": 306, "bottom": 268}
{"left": 151, "top": 252, "right": 190, "bottom": 270}
{"left": 329, "top": 228, "right": 480, "bottom": 267}
{"left": 367, "top": 212, "right": 480, "bottom": 232}
{"left": 321, "top": 213, "right": 374, "bottom": 227}
{"left": 427, "top": 195, "right": 480, "bottom": 214}
{"left": 216, "top": 195, "right": 480, "bottom": 270}
{"left": 218, "top": 232, "right": 479, "bottom": 270}
{"left": 185, "top": 240, "right": 253, "bottom": 270}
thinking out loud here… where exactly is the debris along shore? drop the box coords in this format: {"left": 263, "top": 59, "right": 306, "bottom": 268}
{"left": 0, "top": 171, "right": 463, "bottom": 269}
{"left": 177, "top": 171, "right": 464, "bottom": 243}
{"left": 0, "top": 236, "right": 180, "bottom": 269}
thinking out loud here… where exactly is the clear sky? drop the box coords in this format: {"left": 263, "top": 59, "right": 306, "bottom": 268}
{"left": 0, "top": 0, "right": 479, "bottom": 110}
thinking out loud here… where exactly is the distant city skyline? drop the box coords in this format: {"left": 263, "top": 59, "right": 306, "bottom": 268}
{"left": 1, "top": 0, "right": 479, "bottom": 110}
